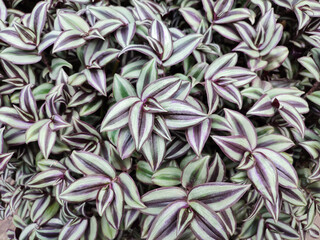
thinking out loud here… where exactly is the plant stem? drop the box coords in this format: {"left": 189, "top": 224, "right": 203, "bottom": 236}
{"left": 41, "top": 53, "right": 52, "bottom": 72}
{"left": 304, "top": 81, "right": 320, "bottom": 98}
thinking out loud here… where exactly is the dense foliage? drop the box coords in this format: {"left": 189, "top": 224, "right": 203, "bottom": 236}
{"left": 0, "top": 0, "right": 320, "bottom": 239}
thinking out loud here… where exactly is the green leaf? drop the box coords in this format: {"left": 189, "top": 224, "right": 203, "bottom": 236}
{"left": 152, "top": 167, "right": 182, "bottom": 187}
{"left": 136, "top": 58, "right": 158, "bottom": 97}
{"left": 136, "top": 161, "right": 153, "bottom": 184}
{"left": 181, "top": 156, "right": 210, "bottom": 189}
{"left": 25, "top": 119, "right": 50, "bottom": 143}
{"left": 307, "top": 91, "right": 320, "bottom": 106}
{"left": 113, "top": 74, "right": 136, "bottom": 101}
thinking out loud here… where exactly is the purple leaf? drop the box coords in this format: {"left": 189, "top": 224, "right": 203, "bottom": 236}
{"left": 161, "top": 99, "right": 207, "bottom": 130}
{"left": 136, "top": 59, "right": 158, "bottom": 97}
{"left": 247, "top": 152, "right": 278, "bottom": 205}
{"left": 38, "top": 121, "right": 56, "bottom": 159}
{"left": 149, "top": 19, "right": 173, "bottom": 61}
{"left": 101, "top": 97, "right": 140, "bottom": 132}
{"left": 147, "top": 200, "right": 188, "bottom": 240}
{"left": 254, "top": 148, "right": 298, "bottom": 189}
{"left": 93, "top": 19, "right": 124, "bottom": 37}
{"left": 29, "top": 1, "right": 49, "bottom": 45}
{"left": 0, "top": 47, "right": 42, "bottom": 65}
{"left": 57, "top": 11, "right": 90, "bottom": 33}
{"left": 0, "top": 29, "right": 36, "bottom": 50}
{"left": 188, "top": 182, "right": 251, "bottom": 211}
{"left": 207, "top": 153, "right": 226, "bottom": 182}
{"left": 211, "top": 135, "right": 251, "bottom": 162}
{"left": 179, "top": 7, "right": 203, "bottom": 32}
{"left": 60, "top": 175, "right": 111, "bottom": 202}
{"left": 141, "top": 76, "right": 181, "bottom": 102}
{"left": 215, "top": 8, "right": 252, "bottom": 24}
{"left": 0, "top": 107, "right": 33, "bottom": 129}
{"left": 247, "top": 94, "right": 275, "bottom": 117}
{"left": 163, "top": 34, "right": 203, "bottom": 67}
{"left": 141, "top": 187, "right": 187, "bottom": 215}
{"left": 27, "top": 169, "right": 65, "bottom": 188}
{"left": 59, "top": 218, "right": 88, "bottom": 240}
{"left": 105, "top": 182, "right": 124, "bottom": 229}
{"left": 19, "top": 85, "right": 38, "bottom": 120}
{"left": 70, "top": 150, "right": 116, "bottom": 178}
{"left": 117, "top": 127, "right": 135, "bottom": 159}
{"left": 205, "top": 53, "right": 238, "bottom": 81}
{"left": 278, "top": 102, "right": 306, "bottom": 137}
{"left": 52, "top": 30, "right": 86, "bottom": 53}
{"left": 153, "top": 115, "right": 171, "bottom": 141}
{"left": 84, "top": 69, "right": 107, "bottom": 96}
{"left": 129, "top": 101, "right": 154, "bottom": 150}
{"left": 181, "top": 156, "right": 210, "bottom": 189}
{"left": 118, "top": 172, "right": 146, "bottom": 209}
{"left": 189, "top": 200, "right": 229, "bottom": 240}
{"left": 0, "top": 0, "right": 7, "bottom": 22}
{"left": 257, "top": 134, "right": 294, "bottom": 152}
{"left": 96, "top": 185, "right": 114, "bottom": 216}
{"left": 0, "top": 152, "right": 14, "bottom": 172}
{"left": 224, "top": 108, "right": 257, "bottom": 149}
{"left": 115, "top": 23, "right": 136, "bottom": 47}
{"left": 118, "top": 44, "right": 161, "bottom": 64}
{"left": 141, "top": 133, "right": 166, "bottom": 171}
{"left": 186, "top": 118, "right": 212, "bottom": 156}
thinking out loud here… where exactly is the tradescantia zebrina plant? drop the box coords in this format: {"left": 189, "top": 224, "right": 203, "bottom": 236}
{"left": 1, "top": 0, "right": 320, "bottom": 240}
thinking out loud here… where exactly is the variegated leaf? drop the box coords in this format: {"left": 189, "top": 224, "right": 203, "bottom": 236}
{"left": 58, "top": 218, "right": 88, "bottom": 240}
{"left": 248, "top": 152, "right": 278, "bottom": 204}
{"left": 224, "top": 108, "right": 257, "bottom": 149}
{"left": 141, "top": 76, "right": 181, "bottom": 102}
{"left": 52, "top": 30, "right": 86, "bottom": 53}
{"left": 27, "top": 169, "right": 65, "bottom": 188}
{"left": 100, "top": 97, "right": 140, "bottom": 132}
{"left": 141, "top": 133, "right": 166, "bottom": 171}
{"left": 186, "top": 118, "right": 212, "bottom": 156}
{"left": 254, "top": 148, "right": 298, "bottom": 189}
{"left": 105, "top": 182, "right": 124, "bottom": 229}
{"left": 113, "top": 74, "right": 136, "bottom": 101}
{"left": 0, "top": 47, "right": 42, "bottom": 65}
{"left": 118, "top": 172, "right": 146, "bottom": 209}
{"left": 70, "top": 150, "right": 116, "bottom": 178}
{"left": 136, "top": 59, "right": 158, "bottom": 97}
{"left": 147, "top": 200, "right": 188, "bottom": 240}
{"left": 163, "top": 34, "right": 203, "bottom": 67}
{"left": 181, "top": 156, "right": 210, "bottom": 189}
{"left": 161, "top": 99, "right": 207, "bottom": 130}
{"left": 141, "top": 187, "right": 187, "bottom": 215}
{"left": 211, "top": 135, "right": 251, "bottom": 162}
{"left": 38, "top": 121, "right": 56, "bottom": 159}
{"left": 150, "top": 19, "right": 173, "bottom": 61}
{"left": 188, "top": 182, "right": 251, "bottom": 211}
{"left": 129, "top": 101, "right": 154, "bottom": 150}
{"left": 189, "top": 200, "right": 229, "bottom": 240}
{"left": 84, "top": 69, "right": 107, "bottom": 96}
{"left": 60, "top": 175, "right": 110, "bottom": 202}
